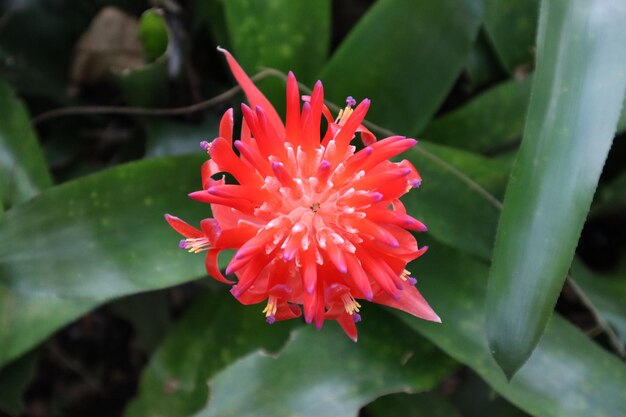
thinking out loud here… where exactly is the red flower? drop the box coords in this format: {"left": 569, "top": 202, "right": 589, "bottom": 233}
{"left": 165, "top": 49, "right": 439, "bottom": 341}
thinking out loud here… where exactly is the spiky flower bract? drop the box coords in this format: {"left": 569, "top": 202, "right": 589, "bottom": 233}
{"left": 165, "top": 49, "right": 439, "bottom": 341}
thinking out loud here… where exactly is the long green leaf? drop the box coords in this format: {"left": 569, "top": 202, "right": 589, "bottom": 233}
{"left": 195, "top": 309, "right": 455, "bottom": 417}
{"left": 405, "top": 142, "right": 508, "bottom": 259}
{"left": 0, "top": 78, "right": 52, "bottom": 210}
{"left": 319, "top": 0, "right": 482, "bottom": 134}
{"left": 421, "top": 77, "right": 532, "bottom": 154}
{"left": 483, "top": 0, "right": 539, "bottom": 73}
{"left": 125, "top": 291, "right": 296, "bottom": 417}
{"left": 486, "top": 0, "right": 626, "bottom": 377}
{"left": 0, "top": 154, "right": 219, "bottom": 367}
{"left": 223, "top": 0, "right": 330, "bottom": 85}
{"left": 401, "top": 245, "right": 626, "bottom": 417}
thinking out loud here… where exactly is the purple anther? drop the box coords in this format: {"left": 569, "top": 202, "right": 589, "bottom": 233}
{"left": 408, "top": 277, "right": 418, "bottom": 286}
{"left": 178, "top": 239, "right": 188, "bottom": 249}
{"left": 411, "top": 179, "right": 422, "bottom": 189}
{"left": 346, "top": 96, "right": 356, "bottom": 107}
{"left": 266, "top": 315, "right": 276, "bottom": 325}
{"left": 319, "top": 160, "right": 331, "bottom": 170}
{"left": 352, "top": 313, "right": 362, "bottom": 323}
{"left": 199, "top": 140, "right": 210, "bottom": 150}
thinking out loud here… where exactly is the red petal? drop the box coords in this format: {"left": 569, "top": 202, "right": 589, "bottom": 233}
{"left": 164, "top": 214, "right": 203, "bottom": 238}
{"left": 374, "top": 280, "right": 441, "bottom": 323}
{"left": 219, "top": 108, "right": 234, "bottom": 147}
{"left": 218, "top": 47, "right": 285, "bottom": 137}
{"left": 275, "top": 302, "right": 302, "bottom": 321}
{"left": 209, "top": 137, "right": 263, "bottom": 187}
{"left": 302, "top": 81, "right": 323, "bottom": 150}
{"left": 205, "top": 249, "right": 234, "bottom": 284}
{"left": 336, "top": 312, "right": 358, "bottom": 342}
{"left": 326, "top": 99, "right": 370, "bottom": 153}
{"left": 285, "top": 71, "right": 301, "bottom": 144}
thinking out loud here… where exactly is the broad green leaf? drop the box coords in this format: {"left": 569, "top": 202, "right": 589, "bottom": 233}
{"left": 223, "top": 0, "right": 330, "bottom": 84}
{"left": 0, "top": 154, "right": 220, "bottom": 367}
{"left": 486, "top": 0, "right": 626, "bottom": 376}
{"left": 570, "top": 258, "right": 626, "bottom": 355}
{"left": 125, "top": 291, "right": 296, "bottom": 417}
{"left": 191, "top": 0, "right": 229, "bottom": 47}
{"left": 196, "top": 309, "right": 456, "bottom": 417}
{"left": 405, "top": 142, "right": 508, "bottom": 260}
{"left": 320, "top": 0, "right": 482, "bottom": 134}
{"left": 400, "top": 245, "right": 626, "bottom": 417}
{"left": 144, "top": 117, "right": 219, "bottom": 158}
{"left": 0, "top": 78, "right": 52, "bottom": 210}
{"left": 421, "top": 77, "right": 532, "bottom": 154}
{"left": 484, "top": 0, "right": 539, "bottom": 73}
{"left": 366, "top": 392, "right": 460, "bottom": 417}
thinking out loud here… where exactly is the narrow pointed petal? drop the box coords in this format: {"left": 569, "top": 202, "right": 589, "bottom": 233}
{"left": 209, "top": 137, "right": 263, "bottom": 186}
{"left": 218, "top": 47, "right": 285, "bottom": 136}
{"left": 285, "top": 71, "right": 301, "bottom": 144}
{"left": 164, "top": 214, "right": 203, "bottom": 238}
{"left": 219, "top": 108, "right": 234, "bottom": 146}
{"left": 329, "top": 99, "right": 370, "bottom": 153}
{"left": 205, "top": 249, "right": 234, "bottom": 284}
{"left": 336, "top": 312, "right": 358, "bottom": 342}
{"left": 375, "top": 281, "right": 441, "bottom": 323}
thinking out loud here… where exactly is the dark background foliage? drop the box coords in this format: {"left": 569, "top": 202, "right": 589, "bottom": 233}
{"left": 0, "top": 0, "right": 625, "bottom": 416}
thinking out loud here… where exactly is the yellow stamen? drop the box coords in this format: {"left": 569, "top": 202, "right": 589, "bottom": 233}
{"left": 400, "top": 269, "right": 411, "bottom": 281}
{"left": 184, "top": 237, "right": 210, "bottom": 253}
{"left": 335, "top": 106, "right": 354, "bottom": 125}
{"left": 262, "top": 295, "right": 278, "bottom": 318}
{"left": 341, "top": 293, "right": 361, "bottom": 315}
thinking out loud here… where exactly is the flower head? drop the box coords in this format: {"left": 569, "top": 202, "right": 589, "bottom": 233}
{"left": 165, "top": 49, "right": 439, "bottom": 341}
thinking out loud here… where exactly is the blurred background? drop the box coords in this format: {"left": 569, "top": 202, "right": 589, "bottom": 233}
{"left": 0, "top": 1, "right": 625, "bottom": 417}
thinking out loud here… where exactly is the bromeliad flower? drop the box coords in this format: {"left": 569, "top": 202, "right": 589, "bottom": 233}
{"left": 165, "top": 48, "right": 440, "bottom": 341}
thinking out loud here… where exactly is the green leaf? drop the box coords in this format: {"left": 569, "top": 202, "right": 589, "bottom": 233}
{"left": 144, "top": 117, "right": 220, "bottom": 158}
{"left": 365, "top": 392, "right": 460, "bottom": 417}
{"left": 320, "top": 0, "right": 482, "bottom": 134}
{"left": 404, "top": 142, "right": 508, "bottom": 260}
{"left": 223, "top": 0, "right": 330, "bottom": 84}
{"left": 421, "top": 77, "right": 532, "bottom": 154}
{"left": 138, "top": 9, "right": 169, "bottom": 62}
{"left": 465, "top": 30, "right": 507, "bottom": 88}
{"left": 570, "top": 258, "right": 626, "bottom": 356}
{"left": 196, "top": 309, "right": 456, "bottom": 417}
{"left": 400, "top": 245, "right": 626, "bottom": 417}
{"left": 0, "top": 154, "right": 222, "bottom": 367}
{"left": 451, "top": 371, "right": 530, "bottom": 417}
{"left": 485, "top": 0, "right": 626, "bottom": 377}
{"left": 0, "top": 78, "right": 52, "bottom": 210}
{"left": 125, "top": 290, "right": 296, "bottom": 417}
{"left": 484, "top": 0, "right": 539, "bottom": 73}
